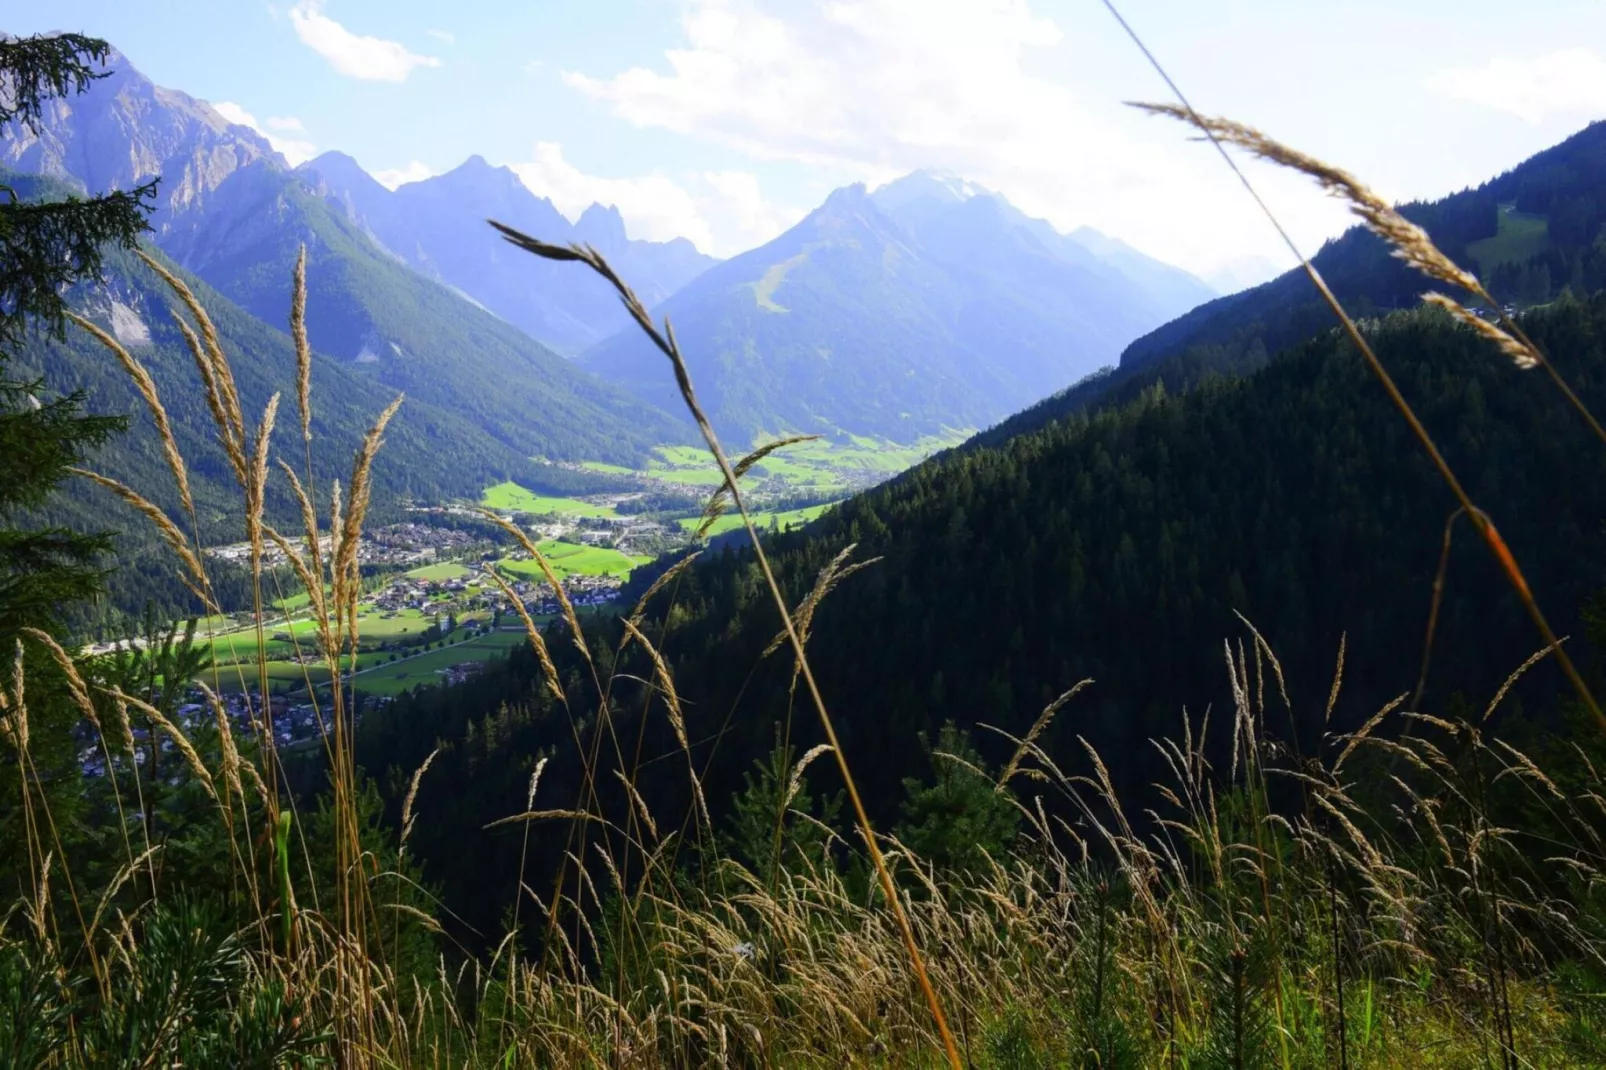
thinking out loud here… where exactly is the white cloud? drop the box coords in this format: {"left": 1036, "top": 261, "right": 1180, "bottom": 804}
{"left": 426, "top": 28, "right": 456, "bottom": 44}
{"left": 289, "top": 0, "right": 442, "bottom": 82}
{"left": 508, "top": 142, "right": 797, "bottom": 256}
{"left": 265, "top": 115, "right": 307, "bottom": 133}
{"left": 211, "top": 101, "right": 318, "bottom": 166}
{"left": 1427, "top": 49, "right": 1606, "bottom": 124}
{"left": 561, "top": 0, "right": 1351, "bottom": 276}
{"left": 373, "top": 160, "right": 437, "bottom": 189}
{"left": 699, "top": 169, "right": 800, "bottom": 251}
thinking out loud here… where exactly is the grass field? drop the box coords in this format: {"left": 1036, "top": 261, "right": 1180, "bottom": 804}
{"left": 342, "top": 630, "right": 529, "bottom": 696}
{"left": 406, "top": 561, "right": 472, "bottom": 581}
{"left": 480, "top": 481, "right": 620, "bottom": 517}
{"left": 678, "top": 502, "right": 837, "bottom": 537}
{"left": 199, "top": 607, "right": 436, "bottom": 673}
{"left": 1469, "top": 204, "right": 1550, "bottom": 272}
{"left": 497, "top": 540, "right": 651, "bottom": 582}
{"left": 644, "top": 445, "right": 727, "bottom": 486}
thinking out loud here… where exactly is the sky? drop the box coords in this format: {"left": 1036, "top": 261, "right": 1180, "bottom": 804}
{"left": 5, "top": 0, "right": 1605, "bottom": 279}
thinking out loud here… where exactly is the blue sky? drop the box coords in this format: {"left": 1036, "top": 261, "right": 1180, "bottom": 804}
{"left": 5, "top": 0, "right": 1605, "bottom": 277}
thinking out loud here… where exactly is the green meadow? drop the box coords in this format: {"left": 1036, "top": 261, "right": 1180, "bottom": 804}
{"left": 496, "top": 539, "right": 650, "bottom": 582}
{"left": 480, "top": 481, "right": 620, "bottom": 517}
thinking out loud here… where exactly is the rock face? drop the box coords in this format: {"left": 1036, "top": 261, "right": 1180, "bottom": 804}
{"left": 0, "top": 48, "right": 279, "bottom": 233}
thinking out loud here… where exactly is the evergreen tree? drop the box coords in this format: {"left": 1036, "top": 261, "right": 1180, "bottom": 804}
{"left": 895, "top": 722, "right": 1018, "bottom": 875}
{"left": 0, "top": 32, "right": 155, "bottom": 891}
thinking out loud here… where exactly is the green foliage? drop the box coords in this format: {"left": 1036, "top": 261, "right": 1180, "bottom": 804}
{"left": 0, "top": 900, "right": 327, "bottom": 1068}
{"left": 0, "top": 32, "right": 152, "bottom": 902}
{"left": 0, "top": 34, "right": 154, "bottom": 349}
{"left": 725, "top": 739, "right": 842, "bottom": 884}
{"left": 895, "top": 723, "right": 1017, "bottom": 875}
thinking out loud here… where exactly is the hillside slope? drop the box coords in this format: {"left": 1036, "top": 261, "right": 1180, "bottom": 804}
{"left": 982, "top": 120, "right": 1606, "bottom": 446}
{"left": 361, "top": 295, "right": 1606, "bottom": 937}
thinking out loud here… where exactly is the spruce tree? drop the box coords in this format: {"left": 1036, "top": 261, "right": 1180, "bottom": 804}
{"left": 0, "top": 32, "right": 155, "bottom": 887}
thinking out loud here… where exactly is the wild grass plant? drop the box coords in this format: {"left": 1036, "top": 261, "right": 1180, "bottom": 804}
{"left": 7, "top": 88, "right": 1606, "bottom": 1068}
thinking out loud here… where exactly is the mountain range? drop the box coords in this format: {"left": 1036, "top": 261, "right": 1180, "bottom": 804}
{"left": 1, "top": 47, "right": 688, "bottom": 481}
{"left": 0, "top": 41, "right": 1226, "bottom": 494}
{"left": 299, "top": 151, "right": 718, "bottom": 356}
{"left": 579, "top": 169, "right": 1216, "bottom": 443}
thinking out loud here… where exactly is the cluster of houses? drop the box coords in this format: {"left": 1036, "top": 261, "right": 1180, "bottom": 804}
{"left": 204, "top": 522, "right": 481, "bottom": 571}
{"left": 76, "top": 685, "right": 391, "bottom": 779}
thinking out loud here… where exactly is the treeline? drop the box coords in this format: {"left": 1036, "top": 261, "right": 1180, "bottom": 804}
{"left": 357, "top": 293, "right": 1606, "bottom": 940}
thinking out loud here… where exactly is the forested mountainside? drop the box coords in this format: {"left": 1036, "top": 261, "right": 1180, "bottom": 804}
{"left": 1, "top": 47, "right": 689, "bottom": 467}
{"left": 980, "top": 119, "right": 1606, "bottom": 447}
{"left": 358, "top": 294, "right": 1606, "bottom": 939}
{"left": 579, "top": 170, "right": 1214, "bottom": 444}
{"left": 151, "top": 159, "right": 686, "bottom": 463}
{"left": 302, "top": 152, "right": 716, "bottom": 356}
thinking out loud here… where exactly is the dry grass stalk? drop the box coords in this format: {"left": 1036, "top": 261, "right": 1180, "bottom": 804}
{"left": 336, "top": 396, "right": 404, "bottom": 619}
{"left": 292, "top": 244, "right": 313, "bottom": 443}
{"left": 1133, "top": 103, "right": 1484, "bottom": 296}
{"left": 784, "top": 744, "right": 835, "bottom": 810}
{"left": 613, "top": 769, "right": 660, "bottom": 843}
{"left": 480, "top": 565, "right": 565, "bottom": 702}
{"left": 19, "top": 627, "right": 99, "bottom": 733}
{"left": 477, "top": 509, "right": 590, "bottom": 666}
{"left": 65, "top": 311, "right": 194, "bottom": 515}
{"left": 401, "top": 748, "right": 440, "bottom": 847}
{"left": 485, "top": 810, "right": 608, "bottom": 830}
{"left": 1482, "top": 643, "right": 1557, "bottom": 722}
{"left": 492, "top": 221, "right": 964, "bottom": 1069}
{"left": 1, "top": 641, "right": 28, "bottom": 755}
{"left": 1139, "top": 93, "right": 1606, "bottom": 443}
{"left": 1421, "top": 294, "right": 1539, "bottom": 369}
{"left": 761, "top": 544, "right": 882, "bottom": 657}
{"left": 627, "top": 550, "right": 702, "bottom": 632}
{"left": 621, "top": 618, "right": 710, "bottom": 833}
{"left": 693, "top": 434, "right": 818, "bottom": 540}
{"left": 196, "top": 681, "right": 244, "bottom": 806}
{"left": 67, "top": 467, "right": 212, "bottom": 607}
{"left": 997, "top": 679, "right": 1092, "bottom": 791}
{"left": 137, "top": 250, "right": 244, "bottom": 443}
{"left": 165, "top": 310, "right": 247, "bottom": 481}
{"left": 105, "top": 686, "right": 217, "bottom": 802}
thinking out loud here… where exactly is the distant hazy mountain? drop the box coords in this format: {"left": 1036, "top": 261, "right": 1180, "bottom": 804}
{"left": 1, "top": 47, "right": 688, "bottom": 470}
{"left": 301, "top": 152, "right": 717, "bottom": 355}
{"left": 580, "top": 169, "right": 1215, "bottom": 443}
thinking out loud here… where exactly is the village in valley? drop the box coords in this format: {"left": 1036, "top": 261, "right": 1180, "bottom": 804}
{"left": 75, "top": 433, "right": 949, "bottom": 776}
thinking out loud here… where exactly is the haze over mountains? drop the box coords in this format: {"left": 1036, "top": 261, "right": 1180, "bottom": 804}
{"left": 1, "top": 43, "right": 1225, "bottom": 477}
{"left": 581, "top": 169, "right": 1215, "bottom": 442}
